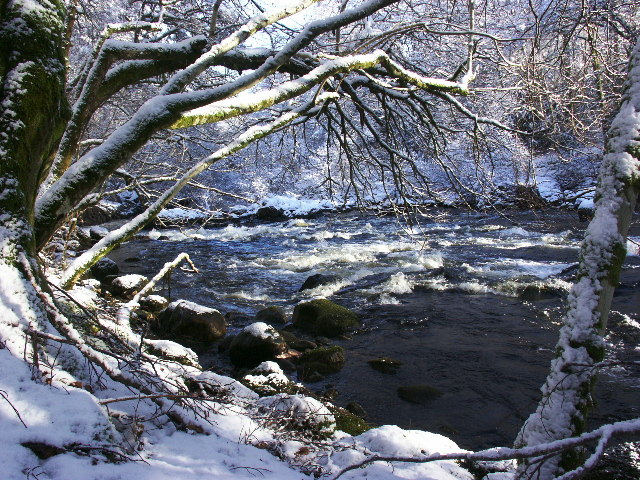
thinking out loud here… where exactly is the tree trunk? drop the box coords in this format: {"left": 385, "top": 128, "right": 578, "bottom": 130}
{"left": 1, "top": 0, "right": 69, "bottom": 241}
{"left": 514, "top": 36, "right": 640, "bottom": 479}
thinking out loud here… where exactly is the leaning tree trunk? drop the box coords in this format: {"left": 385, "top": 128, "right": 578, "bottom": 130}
{"left": 514, "top": 37, "right": 640, "bottom": 479}
{"left": 0, "top": 5, "right": 203, "bottom": 461}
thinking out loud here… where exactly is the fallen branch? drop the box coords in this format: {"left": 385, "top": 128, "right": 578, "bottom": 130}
{"left": 0, "top": 389, "right": 28, "bottom": 428}
{"left": 131, "top": 252, "right": 198, "bottom": 304}
{"left": 331, "top": 418, "right": 640, "bottom": 479}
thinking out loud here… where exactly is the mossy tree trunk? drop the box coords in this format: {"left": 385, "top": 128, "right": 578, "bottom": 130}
{"left": 0, "top": 0, "right": 68, "bottom": 258}
{"left": 514, "top": 36, "right": 640, "bottom": 480}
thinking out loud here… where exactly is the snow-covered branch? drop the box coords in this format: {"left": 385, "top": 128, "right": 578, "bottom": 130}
{"left": 332, "top": 418, "right": 640, "bottom": 480}
{"left": 59, "top": 93, "right": 338, "bottom": 287}
{"left": 173, "top": 50, "right": 469, "bottom": 128}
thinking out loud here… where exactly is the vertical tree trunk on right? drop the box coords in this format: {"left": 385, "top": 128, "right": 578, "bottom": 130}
{"left": 515, "top": 36, "right": 640, "bottom": 480}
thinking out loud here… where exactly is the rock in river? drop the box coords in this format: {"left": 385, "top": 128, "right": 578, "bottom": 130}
{"left": 255, "top": 305, "right": 287, "bottom": 324}
{"left": 90, "top": 257, "right": 119, "bottom": 282}
{"left": 298, "top": 274, "right": 340, "bottom": 292}
{"left": 292, "top": 299, "right": 359, "bottom": 337}
{"left": 298, "top": 345, "right": 345, "bottom": 381}
{"left": 156, "top": 300, "right": 226, "bottom": 342}
{"left": 256, "top": 206, "right": 286, "bottom": 221}
{"left": 110, "top": 274, "right": 148, "bottom": 299}
{"left": 229, "top": 322, "right": 288, "bottom": 368}
{"left": 397, "top": 384, "right": 443, "bottom": 404}
{"left": 367, "top": 356, "right": 402, "bottom": 374}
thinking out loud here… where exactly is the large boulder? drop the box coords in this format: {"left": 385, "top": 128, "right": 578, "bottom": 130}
{"left": 292, "top": 299, "right": 359, "bottom": 337}
{"left": 229, "top": 322, "right": 288, "bottom": 368}
{"left": 156, "top": 300, "right": 227, "bottom": 342}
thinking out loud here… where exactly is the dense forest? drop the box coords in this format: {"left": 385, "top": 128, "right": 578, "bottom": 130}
{"left": 0, "top": 0, "right": 639, "bottom": 479}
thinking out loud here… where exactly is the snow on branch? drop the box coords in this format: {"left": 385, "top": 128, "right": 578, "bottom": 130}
{"left": 331, "top": 418, "right": 640, "bottom": 480}
{"left": 160, "top": 0, "right": 321, "bottom": 95}
{"left": 131, "top": 253, "right": 198, "bottom": 304}
{"left": 172, "top": 51, "right": 469, "bottom": 128}
{"left": 59, "top": 92, "right": 338, "bottom": 288}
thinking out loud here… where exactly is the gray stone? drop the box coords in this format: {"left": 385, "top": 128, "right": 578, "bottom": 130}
{"left": 157, "top": 300, "right": 227, "bottom": 342}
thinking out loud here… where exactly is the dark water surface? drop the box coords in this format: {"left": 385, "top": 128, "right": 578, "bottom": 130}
{"left": 110, "top": 209, "right": 640, "bottom": 450}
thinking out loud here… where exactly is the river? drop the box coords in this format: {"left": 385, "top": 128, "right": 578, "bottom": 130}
{"left": 109, "top": 209, "right": 640, "bottom": 451}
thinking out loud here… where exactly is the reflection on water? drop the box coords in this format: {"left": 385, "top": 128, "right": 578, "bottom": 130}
{"left": 111, "top": 209, "right": 640, "bottom": 449}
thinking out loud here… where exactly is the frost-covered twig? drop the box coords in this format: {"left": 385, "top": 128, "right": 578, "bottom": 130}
{"left": 0, "top": 389, "right": 28, "bottom": 428}
{"left": 99, "top": 392, "right": 228, "bottom": 406}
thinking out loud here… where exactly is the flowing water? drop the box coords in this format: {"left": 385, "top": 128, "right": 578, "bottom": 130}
{"left": 110, "top": 209, "right": 640, "bottom": 450}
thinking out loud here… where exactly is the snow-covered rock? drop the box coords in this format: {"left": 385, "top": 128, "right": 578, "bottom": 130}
{"left": 156, "top": 299, "right": 227, "bottom": 342}
{"left": 110, "top": 274, "right": 148, "bottom": 298}
{"left": 229, "top": 322, "right": 287, "bottom": 368}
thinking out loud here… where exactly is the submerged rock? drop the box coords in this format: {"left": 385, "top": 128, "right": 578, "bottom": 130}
{"left": 157, "top": 300, "right": 226, "bottom": 342}
{"left": 299, "top": 274, "right": 340, "bottom": 292}
{"left": 518, "top": 283, "right": 566, "bottom": 301}
{"left": 367, "top": 356, "right": 403, "bottom": 374}
{"left": 397, "top": 384, "right": 443, "bottom": 404}
{"left": 298, "top": 345, "right": 345, "bottom": 381}
{"left": 255, "top": 305, "right": 287, "bottom": 324}
{"left": 229, "top": 322, "right": 287, "bottom": 368}
{"left": 292, "top": 299, "right": 360, "bottom": 337}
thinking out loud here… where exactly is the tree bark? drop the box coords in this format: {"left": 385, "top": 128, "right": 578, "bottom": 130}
{"left": 514, "top": 36, "right": 640, "bottom": 480}
{"left": 1, "top": 0, "right": 69, "bottom": 235}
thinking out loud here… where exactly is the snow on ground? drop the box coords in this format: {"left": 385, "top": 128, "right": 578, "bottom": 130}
{"left": 238, "top": 193, "right": 337, "bottom": 217}
{"left": 0, "top": 275, "right": 478, "bottom": 480}
{"left": 157, "top": 207, "right": 210, "bottom": 222}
